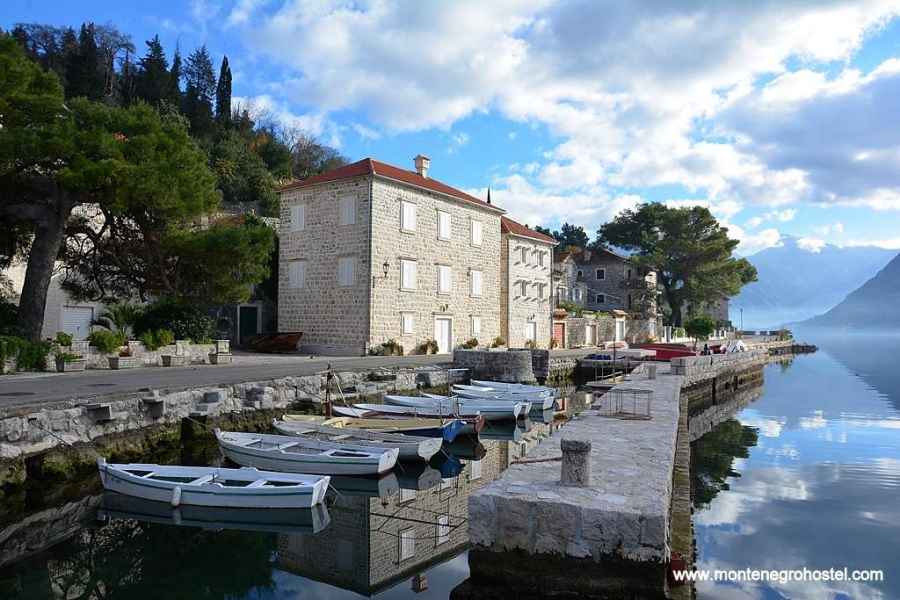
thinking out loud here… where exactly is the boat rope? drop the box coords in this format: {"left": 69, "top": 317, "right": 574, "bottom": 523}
{"left": 512, "top": 455, "right": 562, "bottom": 464}
{"left": 28, "top": 418, "right": 103, "bottom": 458}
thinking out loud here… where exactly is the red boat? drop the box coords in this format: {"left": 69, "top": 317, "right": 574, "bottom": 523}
{"left": 634, "top": 343, "right": 698, "bottom": 361}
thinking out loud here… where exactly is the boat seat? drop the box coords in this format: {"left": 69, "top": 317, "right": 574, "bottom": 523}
{"left": 246, "top": 479, "right": 268, "bottom": 488}
{"left": 277, "top": 441, "right": 300, "bottom": 450}
{"left": 330, "top": 434, "right": 352, "bottom": 440}
{"left": 189, "top": 474, "right": 214, "bottom": 485}
{"left": 140, "top": 472, "right": 156, "bottom": 478}
{"left": 241, "top": 438, "right": 262, "bottom": 447}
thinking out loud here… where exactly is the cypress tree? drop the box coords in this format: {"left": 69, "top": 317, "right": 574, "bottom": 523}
{"left": 69, "top": 23, "right": 103, "bottom": 100}
{"left": 215, "top": 55, "right": 232, "bottom": 127}
{"left": 183, "top": 46, "right": 216, "bottom": 136}
{"left": 134, "top": 35, "right": 169, "bottom": 106}
{"left": 165, "top": 46, "right": 183, "bottom": 109}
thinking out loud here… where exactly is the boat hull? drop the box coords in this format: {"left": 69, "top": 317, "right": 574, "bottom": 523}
{"left": 272, "top": 420, "right": 442, "bottom": 462}
{"left": 97, "top": 461, "right": 329, "bottom": 509}
{"left": 384, "top": 395, "right": 526, "bottom": 421}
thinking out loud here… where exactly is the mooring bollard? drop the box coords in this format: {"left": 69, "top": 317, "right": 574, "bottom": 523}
{"left": 647, "top": 363, "right": 658, "bottom": 380}
{"left": 561, "top": 438, "right": 592, "bottom": 486}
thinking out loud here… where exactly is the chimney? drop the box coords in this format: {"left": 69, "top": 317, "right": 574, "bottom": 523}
{"left": 414, "top": 154, "right": 430, "bottom": 178}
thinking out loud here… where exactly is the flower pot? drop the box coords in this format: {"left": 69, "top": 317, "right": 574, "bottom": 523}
{"left": 56, "top": 358, "right": 87, "bottom": 373}
{"left": 108, "top": 356, "right": 141, "bottom": 370}
{"left": 208, "top": 352, "right": 232, "bottom": 365}
{"left": 161, "top": 354, "right": 186, "bottom": 367}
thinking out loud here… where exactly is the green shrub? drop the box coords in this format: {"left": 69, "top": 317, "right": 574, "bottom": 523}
{"left": 88, "top": 330, "right": 127, "bottom": 354}
{"left": 525, "top": 339, "right": 537, "bottom": 349}
{"left": 55, "top": 331, "right": 73, "bottom": 346}
{"left": 462, "top": 338, "right": 479, "bottom": 349}
{"left": 54, "top": 351, "right": 82, "bottom": 363}
{"left": 138, "top": 329, "right": 176, "bottom": 351}
{"left": 93, "top": 302, "right": 143, "bottom": 335}
{"left": 684, "top": 315, "right": 716, "bottom": 342}
{"left": 381, "top": 339, "right": 404, "bottom": 356}
{"left": 0, "top": 336, "right": 51, "bottom": 371}
{"left": 491, "top": 336, "right": 506, "bottom": 348}
{"left": 416, "top": 339, "right": 439, "bottom": 355}
{"left": 134, "top": 300, "right": 215, "bottom": 343}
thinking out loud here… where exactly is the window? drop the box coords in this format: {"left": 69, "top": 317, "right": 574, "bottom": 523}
{"left": 557, "top": 287, "right": 567, "bottom": 301}
{"left": 339, "top": 196, "right": 355, "bottom": 225}
{"left": 437, "top": 264, "right": 452, "bottom": 294}
{"left": 470, "top": 270, "right": 483, "bottom": 297}
{"left": 399, "top": 488, "right": 416, "bottom": 503}
{"left": 574, "top": 288, "right": 582, "bottom": 302}
{"left": 436, "top": 515, "right": 450, "bottom": 545}
{"left": 627, "top": 294, "right": 633, "bottom": 309}
{"left": 627, "top": 268, "right": 633, "bottom": 279}
{"left": 401, "top": 201, "right": 417, "bottom": 232}
{"left": 596, "top": 268, "right": 605, "bottom": 280}
{"left": 288, "top": 260, "right": 306, "bottom": 289}
{"left": 337, "top": 257, "right": 355, "bottom": 286}
{"left": 399, "top": 529, "right": 416, "bottom": 561}
{"left": 520, "top": 247, "right": 529, "bottom": 264}
{"left": 520, "top": 281, "right": 529, "bottom": 297}
{"left": 469, "top": 459, "right": 482, "bottom": 480}
{"left": 471, "top": 316, "right": 482, "bottom": 336}
{"left": 577, "top": 269, "right": 584, "bottom": 278}
{"left": 401, "top": 312, "right": 415, "bottom": 335}
{"left": 597, "top": 294, "right": 605, "bottom": 304}
{"left": 471, "top": 220, "right": 483, "bottom": 246}
{"left": 401, "top": 259, "right": 417, "bottom": 290}
{"left": 290, "top": 204, "right": 305, "bottom": 232}
{"left": 437, "top": 211, "right": 452, "bottom": 240}
{"left": 537, "top": 251, "right": 545, "bottom": 267}
{"left": 524, "top": 321, "right": 537, "bottom": 342}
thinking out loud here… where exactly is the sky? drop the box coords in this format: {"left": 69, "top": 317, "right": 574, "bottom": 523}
{"left": 5, "top": 0, "right": 900, "bottom": 256}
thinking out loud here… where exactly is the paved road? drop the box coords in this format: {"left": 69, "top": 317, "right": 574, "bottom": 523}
{"left": 0, "top": 353, "right": 452, "bottom": 409}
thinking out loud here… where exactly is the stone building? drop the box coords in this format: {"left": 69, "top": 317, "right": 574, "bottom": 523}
{"left": 552, "top": 246, "right": 656, "bottom": 314}
{"left": 277, "top": 155, "right": 504, "bottom": 355}
{"left": 499, "top": 217, "right": 557, "bottom": 348}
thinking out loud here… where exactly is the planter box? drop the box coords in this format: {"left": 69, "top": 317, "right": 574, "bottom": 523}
{"left": 208, "top": 352, "right": 232, "bottom": 365}
{"left": 56, "top": 358, "right": 87, "bottom": 373}
{"left": 108, "top": 356, "right": 141, "bottom": 370}
{"left": 161, "top": 354, "right": 186, "bottom": 367}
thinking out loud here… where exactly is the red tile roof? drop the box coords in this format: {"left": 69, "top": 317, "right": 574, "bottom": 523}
{"left": 277, "top": 158, "right": 503, "bottom": 213}
{"left": 501, "top": 216, "right": 558, "bottom": 245}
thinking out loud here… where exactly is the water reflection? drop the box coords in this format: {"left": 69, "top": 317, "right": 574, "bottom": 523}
{"left": 693, "top": 335, "right": 900, "bottom": 599}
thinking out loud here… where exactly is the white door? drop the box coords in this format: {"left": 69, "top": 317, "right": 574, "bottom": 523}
{"left": 434, "top": 317, "right": 452, "bottom": 354}
{"left": 524, "top": 322, "right": 537, "bottom": 343}
{"left": 62, "top": 306, "right": 94, "bottom": 339}
{"left": 615, "top": 319, "right": 626, "bottom": 342}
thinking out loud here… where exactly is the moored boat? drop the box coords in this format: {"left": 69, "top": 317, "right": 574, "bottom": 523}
{"left": 448, "top": 388, "right": 556, "bottom": 411}
{"left": 470, "top": 380, "right": 557, "bottom": 395}
{"left": 333, "top": 405, "right": 485, "bottom": 435}
{"left": 272, "top": 418, "right": 442, "bottom": 461}
{"left": 393, "top": 394, "right": 528, "bottom": 421}
{"left": 97, "top": 458, "right": 329, "bottom": 509}
{"left": 285, "top": 413, "right": 469, "bottom": 442}
{"left": 215, "top": 429, "right": 398, "bottom": 476}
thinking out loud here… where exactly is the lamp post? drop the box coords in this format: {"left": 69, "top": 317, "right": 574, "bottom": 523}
{"left": 740, "top": 307, "right": 744, "bottom": 331}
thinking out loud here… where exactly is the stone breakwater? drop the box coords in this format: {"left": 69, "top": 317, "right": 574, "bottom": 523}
{"left": 0, "top": 365, "right": 455, "bottom": 492}
{"left": 460, "top": 348, "right": 783, "bottom": 599}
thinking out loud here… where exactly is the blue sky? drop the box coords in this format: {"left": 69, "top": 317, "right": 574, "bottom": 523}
{"left": 5, "top": 0, "right": 900, "bottom": 255}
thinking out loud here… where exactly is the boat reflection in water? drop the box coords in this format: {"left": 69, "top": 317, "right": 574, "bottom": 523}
{"left": 98, "top": 491, "right": 332, "bottom": 535}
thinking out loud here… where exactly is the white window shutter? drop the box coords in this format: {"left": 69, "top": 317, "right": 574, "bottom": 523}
{"left": 340, "top": 196, "right": 355, "bottom": 225}
{"left": 471, "top": 220, "right": 482, "bottom": 246}
{"left": 401, "top": 201, "right": 417, "bottom": 231}
{"left": 471, "top": 270, "right": 483, "bottom": 296}
{"left": 401, "top": 313, "right": 414, "bottom": 334}
{"left": 338, "top": 257, "right": 355, "bottom": 286}
{"left": 291, "top": 204, "right": 306, "bottom": 232}
{"left": 438, "top": 211, "right": 451, "bottom": 240}
{"left": 471, "top": 316, "right": 481, "bottom": 336}
{"left": 438, "top": 265, "right": 451, "bottom": 294}
{"left": 289, "top": 261, "right": 305, "bottom": 289}
{"left": 401, "top": 259, "right": 417, "bottom": 290}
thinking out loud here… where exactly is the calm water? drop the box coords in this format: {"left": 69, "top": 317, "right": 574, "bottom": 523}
{"left": 693, "top": 332, "right": 900, "bottom": 600}
{"left": 0, "top": 393, "right": 585, "bottom": 600}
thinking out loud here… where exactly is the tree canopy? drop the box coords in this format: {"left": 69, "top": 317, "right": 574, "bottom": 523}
{"left": 597, "top": 203, "right": 757, "bottom": 326}
{"left": 534, "top": 222, "right": 589, "bottom": 250}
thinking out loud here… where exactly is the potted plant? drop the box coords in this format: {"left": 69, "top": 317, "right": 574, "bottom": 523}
{"left": 490, "top": 336, "right": 506, "bottom": 350}
{"left": 55, "top": 350, "right": 87, "bottom": 372}
{"left": 108, "top": 346, "right": 141, "bottom": 370}
{"left": 208, "top": 351, "right": 233, "bottom": 365}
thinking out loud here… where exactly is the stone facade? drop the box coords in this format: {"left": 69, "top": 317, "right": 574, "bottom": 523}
{"left": 553, "top": 248, "right": 656, "bottom": 316}
{"left": 278, "top": 158, "right": 503, "bottom": 355}
{"left": 500, "top": 221, "right": 555, "bottom": 348}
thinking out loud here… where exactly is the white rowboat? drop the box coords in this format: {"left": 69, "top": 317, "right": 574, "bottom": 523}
{"left": 272, "top": 419, "right": 442, "bottom": 462}
{"left": 216, "top": 430, "right": 398, "bottom": 476}
{"left": 449, "top": 388, "right": 556, "bottom": 411}
{"left": 385, "top": 395, "right": 527, "bottom": 421}
{"left": 97, "top": 458, "right": 329, "bottom": 509}
{"left": 470, "top": 380, "right": 557, "bottom": 395}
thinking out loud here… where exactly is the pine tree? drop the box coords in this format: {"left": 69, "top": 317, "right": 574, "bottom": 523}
{"left": 134, "top": 35, "right": 169, "bottom": 106}
{"left": 165, "top": 46, "right": 182, "bottom": 109}
{"left": 60, "top": 27, "right": 79, "bottom": 97}
{"left": 119, "top": 50, "right": 136, "bottom": 106}
{"left": 182, "top": 46, "right": 216, "bottom": 136}
{"left": 215, "top": 55, "right": 232, "bottom": 127}
{"left": 67, "top": 23, "right": 104, "bottom": 100}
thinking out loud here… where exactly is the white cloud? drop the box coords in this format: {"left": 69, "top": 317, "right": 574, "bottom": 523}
{"left": 226, "top": 0, "right": 268, "bottom": 27}
{"left": 232, "top": 94, "right": 335, "bottom": 143}
{"left": 746, "top": 208, "right": 797, "bottom": 228}
{"left": 796, "top": 237, "right": 827, "bottom": 253}
{"left": 231, "top": 1, "right": 900, "bottom": 218}
{"left": 812, "top": 222, "right": 845, "bottom": 236}
{"left": 351, "top": 122, "right": 381, "bottom": 140}
{"left": 448, "top": 132, "right": 470, "bottom": 154}
{"left": 841, "top": 237, "right": 900, "bottom": 249}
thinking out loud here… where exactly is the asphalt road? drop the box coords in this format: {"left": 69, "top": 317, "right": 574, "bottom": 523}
{"left": 0, "top": 353, "right": 452, "bottom": 409}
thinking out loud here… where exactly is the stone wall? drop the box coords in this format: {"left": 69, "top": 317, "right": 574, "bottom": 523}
{"left": 64, "top": 340, "right": 216, "bottom": 369}
{"left": 369, "top": 178, "right": 502, "bottom": 354}
{"left": 278, "top": 174, "right": 373, "bottom": 355}
{"left": 452, "top": 349, "right": 536, "bottom": 383}
{"left": 502, "top": 233, "right": 554, "bottom": 348}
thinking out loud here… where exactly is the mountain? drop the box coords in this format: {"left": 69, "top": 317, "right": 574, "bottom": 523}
{"left": 733, "top": 237, "right": 895, "bottom": 328}
{"left": 805, "top": 252, "right": 900, "bottom": 329}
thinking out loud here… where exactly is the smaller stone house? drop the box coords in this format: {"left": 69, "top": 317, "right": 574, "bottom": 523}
{"left": 500, "top": 217, "right": 557, "bottom": 348}
{"left": 552, "top": 247, "right": 656, "bottom": 314}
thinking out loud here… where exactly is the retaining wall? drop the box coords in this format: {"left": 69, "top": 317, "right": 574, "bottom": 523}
{"left": 452, "top": 349, "right": 536, "bottom": 383}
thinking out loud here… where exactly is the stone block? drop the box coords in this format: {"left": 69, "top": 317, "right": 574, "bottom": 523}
{"left": 203, "top": 390, "right": 226, "bottom": 404}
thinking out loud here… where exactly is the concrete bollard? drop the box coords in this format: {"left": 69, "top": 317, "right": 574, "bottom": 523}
{"left": 647, "top": 363, "right": 657, "bottom": 380}
{"left": 560, "top": 438, "right": 592, "bottom": 486}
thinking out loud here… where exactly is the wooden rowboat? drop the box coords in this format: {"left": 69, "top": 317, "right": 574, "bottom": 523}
{"left": 449, "top": 388, "right": 557, "bottom": 411}
{"left": 282, "top": 413, "right": 469, "bottom": 443}
{"left": 216, "top": 430, "right": 398, "bottom": 476}
{"left": 272, "top": 418, "right": 442, "bottom": 462}
{"left": 97, "top": 458, "right": 329, "bottom": 509}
